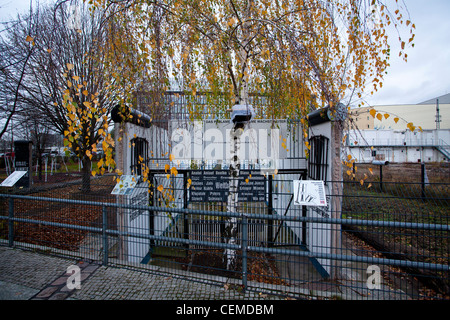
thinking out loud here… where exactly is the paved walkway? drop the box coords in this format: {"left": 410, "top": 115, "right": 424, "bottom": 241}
{"left": 0, "top": 246, "right": 284, "bottom": 301}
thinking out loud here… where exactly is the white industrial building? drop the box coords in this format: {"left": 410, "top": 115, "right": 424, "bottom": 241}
{"left": 346, "top": 128, "right": 450, "bottom": 163}
{"left": 346, "top": 93, "right": 450, "bottom": 163}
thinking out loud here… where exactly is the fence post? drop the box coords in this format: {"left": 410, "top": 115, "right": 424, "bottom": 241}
{"left": 421, "top": 163, "right": 426, "bottom": 200}
{"left": 267, "top": 175, "right": 273, "bottom": 247}
{"left": 149, "top": 174, "right": 155, "bottom": 250}
{"left": 241, "top": 214, "right": 248, "bottom": 291}
{"left": 8, "top": 198, "right": 14, "bottom": 247}
{"left": 102, "top": 206, "right": 108, "bottom": 266}
{"left": 183, "top": 173, "right": 189, "bottom": 254}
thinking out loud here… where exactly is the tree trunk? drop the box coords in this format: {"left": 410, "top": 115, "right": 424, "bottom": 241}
{"left": 330, "top": 120, "right": 343, "bottom": 280}
{"left": 225, "top": 126, "right": 243, "bottom": 270}
{"left": 81, "top": 157, "right": 91, "bottom": 193}
{"left": 37, "top": 153, "right": 43, "bottom": 181}
{"left": 223, "top": 1, "right": 255, "bottom": 271}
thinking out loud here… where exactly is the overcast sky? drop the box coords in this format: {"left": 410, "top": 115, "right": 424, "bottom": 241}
{"left": 1, "top": 0, "right": 449, "bottom": 106}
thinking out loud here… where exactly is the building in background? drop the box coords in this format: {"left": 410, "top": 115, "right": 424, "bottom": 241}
{"left": 346, "top": 93, "right": 450, "bottom": 163}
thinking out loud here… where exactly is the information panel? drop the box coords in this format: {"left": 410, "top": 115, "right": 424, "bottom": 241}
{"left": 189, "top": 170, "right": 266, "bottom": 202}
{"left": 293, "top": 180, "right": 327, "bottom": 207}
{"left": 0, "top": 171, "right": 28, "bottom": 187}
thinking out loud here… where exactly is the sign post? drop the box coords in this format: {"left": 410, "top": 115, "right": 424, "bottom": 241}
{"left": 293, "top": 179, "right": 331, "bottom": 277}
{"left": 112, "top": 175, "right": 150, "bottom": 263}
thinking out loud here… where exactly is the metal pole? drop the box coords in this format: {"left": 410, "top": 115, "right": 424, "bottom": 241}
{"left": 421, "top": 163, "right": 426, "bottom": 200}
{"left": 149, "top": 174, "right": 155, "bottom": 249}
{"left": 8, "top": 198, "right": 14, "bottom": 247}
{"left": 301, "top": 171, "right": 307, "bottom": 245}
{"left": 183, "top": 172, "right": 189, "bottom": 254}
{"left": 267, "top": 175, "right": 273, "bottom": 247}
{"left": 102, "top": 206, "right": 108, "bottom": 266}
{"left": 241, "top": 214, "right": 248, "bottom": 291}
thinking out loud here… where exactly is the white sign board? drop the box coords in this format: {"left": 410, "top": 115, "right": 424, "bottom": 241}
{"left": 293, "top": 180, "right": 331, "bottom": 276}
{"left": 0, "top": 170, "right": 28, "bottom": 187}
{"left": 112, "top": 175, "right": 149, "bottom": 263}
{"left": 111, "top": 175, "right": 139, "bottom": 195}
{"left": 293, "top": 180, "right": 327, "bottom": 207}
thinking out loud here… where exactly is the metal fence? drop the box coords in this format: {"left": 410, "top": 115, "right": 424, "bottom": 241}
{"left": 0, "top": 173, "right": 449, "bottom": 300}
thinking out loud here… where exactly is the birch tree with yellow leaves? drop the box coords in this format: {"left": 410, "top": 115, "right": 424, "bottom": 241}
{"left": 87, "top": 0, "right": 415, "bottom": 270}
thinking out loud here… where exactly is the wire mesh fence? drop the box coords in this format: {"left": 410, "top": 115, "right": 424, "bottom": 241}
{"left": 0, "top": 169, "right": 449, "bottom": 300}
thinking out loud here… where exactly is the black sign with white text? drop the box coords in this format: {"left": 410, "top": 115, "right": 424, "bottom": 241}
{"left": 189, "top": 170, "right": 266, "bottom": 202}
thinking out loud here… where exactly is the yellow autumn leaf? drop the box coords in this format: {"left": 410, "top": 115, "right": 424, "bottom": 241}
{"left": 26, "top": 35, "right": 34, "bottom": 42}
{"left": 384, "top": 114, "right": 390, "bottom": 119}
{"left": 360, "top": 179, "right": 364, "bottom": 186}
{"left": 376, "top": 113, "right": 382, "bottom": 121}
{"left": 169, "top": 154, "right": 174, "bottom": 161}
{"left": 72, "top": 75, "right": 80, "bottom": 81}
{"left": 394, "top": 117, "right": 399, "bottom": 123}
{"left": 83, "top": 101, "right": 91, "bottom": 108}
{"left": 368, "top": 167, "right": 374, "bottom": 175}
{"left": 369, "top": 109, "right": 377, "bottom": 118}
{"left": 170, "top": 167, "right": 178, "bottom": 176}
{"left": 164, "top": 164, "right": 170, "bottom": 173}
{"left": 157, "top": 185, "right": 164, "bottom": 192}
{"left": 67, "top": 63, "right": 74, "bottom": 70}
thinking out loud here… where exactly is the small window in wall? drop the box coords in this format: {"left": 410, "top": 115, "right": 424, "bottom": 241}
{"left": 130, "top": 137, "right": 148, "bottom": 176}
{"left": 308, "top": 135, "right": 329, "bottom": 183}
